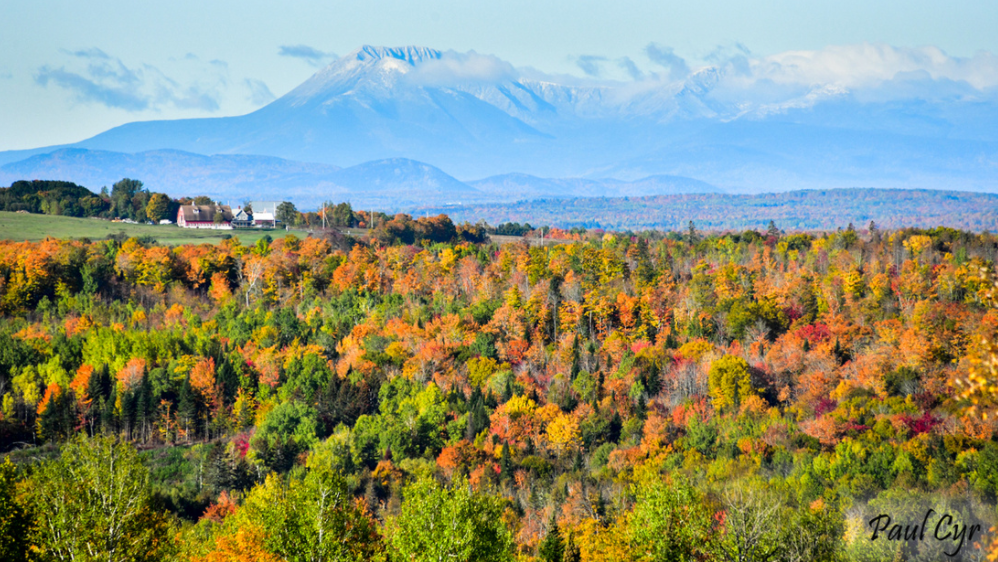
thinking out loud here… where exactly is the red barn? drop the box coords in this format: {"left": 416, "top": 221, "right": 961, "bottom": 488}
{"left": 176, "top": 205, "right": 234, "bottom": 229}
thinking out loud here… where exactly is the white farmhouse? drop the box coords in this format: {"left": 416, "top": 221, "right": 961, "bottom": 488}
{"left": 248, "top": 201, "right": 281, "bottom": 228}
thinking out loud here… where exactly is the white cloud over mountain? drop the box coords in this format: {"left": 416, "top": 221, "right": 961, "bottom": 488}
{"left": 593, "top": 42, "right": 998, "bottom": 116}
{"left": 747, "top": 44, "right": 998, "bottom": 91}
{"left": 406, "top": 50, "right": 519, "bottom": 86}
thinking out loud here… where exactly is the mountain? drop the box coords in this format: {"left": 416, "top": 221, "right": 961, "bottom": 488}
{"left": 3, "top": 44, "right": 998, "bottom": 194}
{"left": 5, "top": 46, "right": 554, "bottom": 178}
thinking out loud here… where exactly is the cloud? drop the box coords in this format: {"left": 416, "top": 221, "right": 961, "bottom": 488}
{"left": 510, "top": 42, "right": 998, "bottom": 121}
{"left": 35, "top": 49, "right": 228, "bottom": 112}
{"left": 66, "top": 48, "right": 112, "bottom": 60}
{"left": 172, "top": 86, "right": 221, "bottom": 111}
{"left": 645, "top": 43, "right": 690, "bottom": 80}
{"left": 576, "top": 55, "right": 606, "bottom": 77}
{"left": 705, "top": 43, "right": 752, "bottom": 76}
{"left": 245, "top": 78, "right": 275, "bottom": 106}
{"left": 617, "top": 57, "right": 644, "bottom": 80}
{"left": 404, "top": 43, "right": 998, "bottom": 106}
{"left": 278, "top": 44, "right": 336, "bottom": 67}
{"left": 657, "top": 43, "right": 998, "bottom": 119}
{"left": 752, "top": 44, "right": 998, "bottom": 91}
{"left": 407, "top": 51, "right": 518, "bottom": 85}
{"left": 35, "top": 67, "right": 150, "bottom": 110}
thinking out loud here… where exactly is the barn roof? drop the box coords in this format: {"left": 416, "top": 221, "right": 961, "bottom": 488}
{"left": 178, "top": 205, "right": 233, "bottom": 222}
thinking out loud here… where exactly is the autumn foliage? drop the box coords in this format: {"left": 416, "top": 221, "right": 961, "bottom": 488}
{"left": 0, "top": 223, "right": 997, "bottom": 560}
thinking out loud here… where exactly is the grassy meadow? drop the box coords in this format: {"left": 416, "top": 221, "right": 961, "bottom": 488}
{"left": 0, "top": 211, "right": 295, "bottom": 245}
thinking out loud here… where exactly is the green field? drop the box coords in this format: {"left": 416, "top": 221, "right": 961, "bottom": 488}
{"left": 0, "top": 212, "right": 296, "bottom": 245}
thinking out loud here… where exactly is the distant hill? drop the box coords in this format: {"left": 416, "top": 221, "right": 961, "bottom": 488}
{"left": 326, "top": 158, "right": 482, "bottom": 207}
{"left": 0, "top": 149, "right": 483, "bottom": 208}
{"left": 0, "top": 148, "right": 342, "bottom": 207}
{"left": 420, "top": 189, "right": 998, "bottom": 232}
{"left": 0, "top": 148, "right": 720, "bottom": 209}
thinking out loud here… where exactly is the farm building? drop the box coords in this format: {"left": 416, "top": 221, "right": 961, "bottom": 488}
{"left": 247, "top": 201, "right": 280, "bottom": 228}
{"left": 231, "top": 208, "right": 253, "bottom": 228}
{"left": 176, "top": 205, "right": 234, "bottom": 229}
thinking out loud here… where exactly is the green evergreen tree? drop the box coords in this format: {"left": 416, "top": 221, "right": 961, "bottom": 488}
{"left": 538, "top": 512, "right": 564, "bottom": 562}
{"left": 687, "top": 221, "right": 699, "bottom": 245}
{"left": 500, "top": 442, "right": 513, "bottom": 481}
{"left": 178, "top": 377, "right": 197, "bottom": 440}
{"left": 767, "top": 220, "right": 780, "bottom": 240}
{"left": 102, "top": 382, "right": 118, "bottom": 434}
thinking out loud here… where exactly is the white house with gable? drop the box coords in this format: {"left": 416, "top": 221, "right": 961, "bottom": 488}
{"left": 248, "top": 201, "right": 280, "bottom": 228}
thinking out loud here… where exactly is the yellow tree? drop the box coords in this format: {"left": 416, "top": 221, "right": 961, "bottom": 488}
{"left": 194, "top": 525, "right": 279, "bottom": 562}
{"left": 956, "top": 265, "right": 998, "bottom": 418}
{"left": 145, "top": 193, "right": 171, "bottom": 222}
{"left": 546, "top": 412, "right": 581, "bottom": 455}
{"left": 708, "top": 355, "right": 754, "bottom": 411}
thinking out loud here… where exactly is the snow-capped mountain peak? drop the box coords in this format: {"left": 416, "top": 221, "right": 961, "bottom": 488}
{"left": 353, "top": 45, "right": 442, "bottom": 64}
{"left": 283, "top": 46, "right": 443, "bottom": 104}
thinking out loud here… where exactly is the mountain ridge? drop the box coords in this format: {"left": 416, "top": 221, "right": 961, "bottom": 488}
{"left": 0, "top": 148, "right": 724, "bottom": 209}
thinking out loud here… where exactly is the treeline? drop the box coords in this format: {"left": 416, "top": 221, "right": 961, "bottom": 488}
{"left": 430, "top": 188, "right": 998, "bottom": 232}
{"left": 1, "top": 223, "right": 998, "bottom": 559}
{"left": 281, "top": 203, "right": 490, "bottom": 246}
{"left": 371, "top": 213, "right": 488, "bottom": 245}
{"left": 0, "top": 178, "right": 188, "bottom": 223}
{"left": 0, "top": 182, "right": 541, "bottom": 246}
{"left": 0, "top": 434, "right": 841, "bottom": 561}
{"left": 493, "top": 222, "right": 535, "bottom": 236}
{"left": 0, "top": 180, "right": 108, "bottom": 217}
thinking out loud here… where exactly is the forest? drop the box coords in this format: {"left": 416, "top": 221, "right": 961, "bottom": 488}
{"left": 430, "top": 189, "right": 998, "bottom": 232}
{"left": 1, "top": 218, "right": 998, "bottom": 561}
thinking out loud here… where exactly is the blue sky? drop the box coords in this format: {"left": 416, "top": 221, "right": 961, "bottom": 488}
{"left": 1, "top": 0, "right": 996, "bottom": 150}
